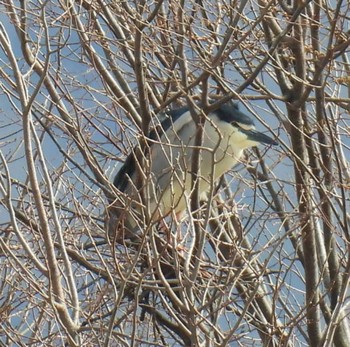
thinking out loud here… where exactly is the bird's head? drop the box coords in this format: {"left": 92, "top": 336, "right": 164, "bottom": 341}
{"left": 211, "top": 102, "right": 277, "bottom": 149}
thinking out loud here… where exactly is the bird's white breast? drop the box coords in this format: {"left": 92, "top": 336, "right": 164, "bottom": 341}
{"left": 147, "top": 113, "right": 246, "bottom": 218}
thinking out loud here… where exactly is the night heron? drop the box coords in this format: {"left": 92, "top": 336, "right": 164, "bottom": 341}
{"left": 107, "top": 101, "right": 277, "bottom": 240}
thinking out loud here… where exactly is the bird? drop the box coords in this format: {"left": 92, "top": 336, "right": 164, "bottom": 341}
{"left": 106, "top": 101, "right": 277, "bottom": 241}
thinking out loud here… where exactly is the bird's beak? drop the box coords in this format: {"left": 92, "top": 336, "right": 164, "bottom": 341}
{"left": 242, "top": 129, "right": 278, "bottom": 145}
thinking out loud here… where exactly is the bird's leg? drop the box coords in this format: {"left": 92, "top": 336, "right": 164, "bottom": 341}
{"left": 175, "top": 211, "right": 184, "bottom": 244}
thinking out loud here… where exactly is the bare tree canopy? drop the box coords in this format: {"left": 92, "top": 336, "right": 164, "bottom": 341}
{"left": 0, "top": 1, "right": 350, "bottom": 346}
